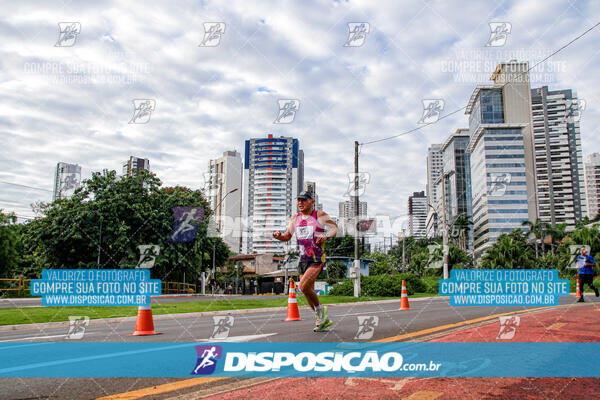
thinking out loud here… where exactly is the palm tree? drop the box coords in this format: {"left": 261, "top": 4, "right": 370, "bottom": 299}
{"left": 521, "top": 219, "right": 551, "bottom": 257}
{"left": 452, "top": 214, "right": 473, "bottom": 252}
{"left": 547, "top": 223, "right": 567, "bottom": 255}
{"left": 480, "top": 231, "right": 536, "bottom": 269}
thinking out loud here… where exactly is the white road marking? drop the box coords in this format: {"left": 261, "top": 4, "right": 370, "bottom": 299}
{"left": 0, "top": 334, "right": 69, "bottom": 342}
{"left": 195, "top": 333, "right": 277, "bottom": 342}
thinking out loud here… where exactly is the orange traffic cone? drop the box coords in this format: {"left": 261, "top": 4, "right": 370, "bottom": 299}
{"left": 284, "top": 279, "right": 301, "bottom": 321}
{"left": 399, "top": 280, "right": 410, "bottom": 310}
{"left": 129, "top": 304, "right": 161, "bottom": 336}
{"left": 576, "top": 276, "right": 581, "bottom": 298}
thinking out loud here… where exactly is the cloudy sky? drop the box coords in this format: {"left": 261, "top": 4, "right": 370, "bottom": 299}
{"left": 1, "top": 0, "right": 599, "bottom": 241}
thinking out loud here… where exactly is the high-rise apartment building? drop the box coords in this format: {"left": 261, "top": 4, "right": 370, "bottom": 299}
{"left": 303, "top": 181, "right": 323, "bottom": 211}
{"left": 122, "top": 156, "right": 150, "bottom": 177}
{"left": 441, "top": 129, "right": 472, "bottom": 220}
{"left": 53, "top": 162, "right": 81, "bottom": 201}
{"left": 427, "top": 144, "right": 443, "bottom": 205}
{"left": 338, "top": 198, "right": 367, "bottom": 219}
{"left": 585, "top": 153, "right": 600, "bottom": 219}
{"left": 207, "top": 151, "right": 243, "bottom": 252}
{"left": 531, "top": 86, "right": 586, "bottom": 228}
{"left": 408, "top": 191, "right": 427, "bottom": 238}
{"left": 425, "top": 144, "right": 443, "bottom": 237}
{"left": 466, "top": 61, "right": 536, "bottom": 258}
{"left": 440, "top": 129, "right": 473, "bottom": 248}
{"left": 242, "top": 134, "right": 304, "bottom": 254}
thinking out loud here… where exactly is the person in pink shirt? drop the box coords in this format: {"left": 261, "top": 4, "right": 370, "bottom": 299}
{"left": 273, "top": 191, "right": 339, "bottom": 331}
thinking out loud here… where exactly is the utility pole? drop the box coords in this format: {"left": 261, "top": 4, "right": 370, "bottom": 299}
{"left": 441, "top": 174, "right": 449, "bottom": 280}
{"left": 353, "top": 141, "right": 361, "bottom": 297}
{"left": 402, "top": 228, "right": 406, "bottom": 267}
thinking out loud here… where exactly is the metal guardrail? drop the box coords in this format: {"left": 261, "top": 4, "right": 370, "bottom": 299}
{"left": 0, "top": 279, "right": 31, "bottom": 294}
{"left": 161, "top": 282, "right": 196, "bottom": 294}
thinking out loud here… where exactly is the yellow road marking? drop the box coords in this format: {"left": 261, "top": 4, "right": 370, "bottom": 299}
{"left": 95, "top": 377, "right": 226, "bottom": 400}
{"left": 546, "top": 322, "right": 567, "bottom": 330}
{"left": 403, "top": 390, "right": 443, "bottom": 400}
{"left": 373, "top": 305, "right": 573, "bottom": 342}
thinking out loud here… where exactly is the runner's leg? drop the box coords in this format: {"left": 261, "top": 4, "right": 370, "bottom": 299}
{"left": 300, "top": 265, "right": 321, "bottom": 310}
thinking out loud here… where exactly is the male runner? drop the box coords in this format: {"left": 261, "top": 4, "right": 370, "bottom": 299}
{"left": 577, "top": 247, "right": 599, "bottom": 302}
{"left": 273, "top": 191, "right": 339, "bottom": 332}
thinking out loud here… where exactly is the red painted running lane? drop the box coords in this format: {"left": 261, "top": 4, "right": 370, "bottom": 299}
{"left": 430, "top": 303, "right": 600, "bottom": 343}
{"left": 205, "top": 304, "right": 600, "bottom": 400}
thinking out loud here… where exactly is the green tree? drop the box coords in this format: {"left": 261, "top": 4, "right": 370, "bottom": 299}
{"left": 323, "top": 234, "right": 367, "bottom": 258}
{"left": 19, "top": 170, "right": 229, "bottom": 282}
{"left": 325, "top": 260, "right": 347, "bottom": 280}
{"left": 480, "top": 229, "right": 536, "bottom": 269}
{"left": 448, "top": 244, "right": 471, "bottom": 269}
{"left": 451, "top": 214, "right": 473, "bottom": 251}
{"left": 367, "top": 251, "right": 397, "bottom": 275}
{"left": 0, "top": 210, "right": 20, "bottom": 277}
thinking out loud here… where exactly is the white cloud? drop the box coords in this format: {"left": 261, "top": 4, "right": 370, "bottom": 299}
{"left": 1, "top": 0, "right": 598, "bottom": 239}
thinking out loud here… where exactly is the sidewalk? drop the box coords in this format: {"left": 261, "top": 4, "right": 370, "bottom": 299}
{"left": 197, "top": 303, "right": 600, "bottom": 400}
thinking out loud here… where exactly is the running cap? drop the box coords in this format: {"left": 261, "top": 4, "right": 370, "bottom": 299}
{"left": 297, "top": 191, "right": 314, "bottom": 200}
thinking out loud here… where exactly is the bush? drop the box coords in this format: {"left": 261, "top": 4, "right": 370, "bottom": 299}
{"left": 568, "top": 276, "right": 600, "bottom": 293}
{"left": 421, "top": 276, "right": 440, "bottom": 294}
{"left": 328, "top": 279, "right": 353, "bottom": 296}
{"left": 327, "top": 273, "right": 427, "bottom": 297}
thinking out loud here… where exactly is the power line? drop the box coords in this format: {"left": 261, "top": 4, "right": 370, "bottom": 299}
{"left": 360, "top": 21, "right": 600, "bottom": 146}
{"left": 0, "top": 180, "right": 53, "bottom": 192}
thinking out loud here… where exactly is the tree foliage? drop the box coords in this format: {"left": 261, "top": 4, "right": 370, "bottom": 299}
{"left": 4, "top": 171, "right": 229, "bottom": 282}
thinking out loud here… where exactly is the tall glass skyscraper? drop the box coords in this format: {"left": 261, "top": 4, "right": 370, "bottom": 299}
{"left": 465, "top": 62, "right": 536, "bottom": 258}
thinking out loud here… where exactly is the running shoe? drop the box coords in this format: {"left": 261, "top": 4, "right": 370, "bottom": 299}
{"left": 314, "top": 306, "right": 332, "bottom": 332}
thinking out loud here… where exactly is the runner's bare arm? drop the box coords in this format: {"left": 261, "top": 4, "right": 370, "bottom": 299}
{"left": 273, "top": 215, "right": 297, "bottom": 242}
{"left": 316, "top": 211, "right": 339, "bottom": 244}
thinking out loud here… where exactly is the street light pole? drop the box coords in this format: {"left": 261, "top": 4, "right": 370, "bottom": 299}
{"left": 211, "top": 187, "right": 239, "bottom": 291}
{"left": 353, "top": 140, "right": 361, "bottom": 297}
{"left": 428, "top": 200, "right": 449, "bottom": 280}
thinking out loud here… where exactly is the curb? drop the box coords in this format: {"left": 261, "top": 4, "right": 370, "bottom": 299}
{"left": 0, "top": 296, "right": 445, "bottom": 332}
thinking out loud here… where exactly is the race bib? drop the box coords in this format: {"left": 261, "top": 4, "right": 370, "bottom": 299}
{"left": 296, "top": 225, "right": 314, "bottom": 240}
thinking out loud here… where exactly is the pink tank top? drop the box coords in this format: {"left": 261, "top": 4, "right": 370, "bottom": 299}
{"left": 294, "top": 210, "right": 326, "bottom": 264}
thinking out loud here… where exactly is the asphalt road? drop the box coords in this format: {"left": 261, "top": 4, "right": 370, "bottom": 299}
{"left": 0, "top": 295, "right": 597, "bottom": 400}
{"left": 0, "top": 294, "right": 288, "bottom": 309}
